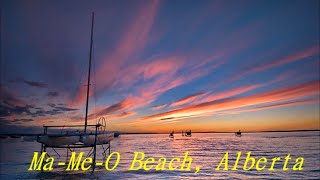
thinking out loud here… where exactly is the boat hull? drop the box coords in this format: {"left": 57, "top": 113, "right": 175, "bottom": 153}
{"left": 37, "top": 135, "right": 80, "bottom": 147}
{"left": 80, "top": 133, "right": 114, "bottom": 146}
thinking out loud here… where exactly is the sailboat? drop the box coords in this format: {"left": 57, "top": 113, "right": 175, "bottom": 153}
{"left": 235, "top": 130, "right": 242, "bottom": 137}
{"left": 169, "top": 131, "right": 174, "bottom": 138}
{"left": 37, "top": 12, "right": 114, "bottom": 147}
{"left": 185, "top": 130, "right": 192, "bottom": 137}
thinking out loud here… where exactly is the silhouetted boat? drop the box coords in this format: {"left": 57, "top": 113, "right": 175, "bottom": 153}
{"left": 169, "top": 131, "right": 174, "bottom": 138}
{"left": 114, "top": 132, "right": 120, "bottom": 137}
{"left": 235, "top": 130, "right": 242, "bottom": 137}
{"left": 185, "top": 130, "right": 192, "bottom": 137}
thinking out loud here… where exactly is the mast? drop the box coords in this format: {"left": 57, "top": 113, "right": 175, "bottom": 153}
{"left": 84, "top": 12, "right": 94, "bottom": 133}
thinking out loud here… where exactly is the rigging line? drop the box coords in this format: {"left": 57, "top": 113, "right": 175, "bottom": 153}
{"left": 84, "top": 12, "right": 94, "bottom": 133}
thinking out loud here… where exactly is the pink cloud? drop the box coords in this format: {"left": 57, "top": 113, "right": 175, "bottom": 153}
{"left": 152, "top": 104, "right": 167, "bottom": 111}
{"left": 68, "top": 86, "right": 93, "bottom": 107}
{"left": 142, "top": 56, "right": 185, "bottom": 79}
{"left": 106, "top": 52, "right": 225, "bottom": 113}
{"left": 95, "top": 0, "right": 161, "bottom": 90}
{"left": 0, "top": 86, "right": 26, "bottom": 106}
{"left": 202, "top": 84, "right": 261, "bottom": 102}
{"left": 223, "top": 46, "right": 319, "bottom": 85}
{"left": 136, "top": 80, "right": 319, "bottom": 122}
{"left": 246, "top": 46, "right": 319, "bottom": 74}
{"left": 95, "top": 98, "right": 133, "bottom": 116}
{"left": 218, "top": 98, "right": 320, "bottom": 115}
{"left": 66, "top": 0, "right": 276, "bottom": 116}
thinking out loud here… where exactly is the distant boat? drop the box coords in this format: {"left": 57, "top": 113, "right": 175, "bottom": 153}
{"left": 169, "top": 131, "right": 174, "bottom": 138}
{"left": 185, "top": 130, "right": 192, "bottom": 137}
{"left": 182, "top": 130, "right": 184, "bottom": 136}
{"left": 235, "top": 130, "right": 242, "bottom": 137}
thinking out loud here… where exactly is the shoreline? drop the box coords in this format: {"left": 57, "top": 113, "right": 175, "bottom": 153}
{"left": 1, "top": 129, "right": 319, "bottom": 137}
{"left": 120, "top": 129, "right": 320, "bottom": 135}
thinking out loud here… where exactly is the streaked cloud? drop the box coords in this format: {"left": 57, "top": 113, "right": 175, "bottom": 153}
{"left": 1, "top": 0, "right": 319, "bottom": 132}
{"left": 68, "top": 0, "right": 162, "bottom": 108}
{"left": 47, "top": 91, "right": 59, "bottom": 97}
{"left": 9, "top": 78, "right": 48, "bottom": 88}
{"left": 0, "top": 86, "right": 25, "bottom": 106}
{"left": 152, "top": 104, "right": 167, "bottom": 111}
{"left": 116, "top": 111, "right": 137, "bottom": 119}
{"left": 223, "top": 46, "right": 319, "bottom": 85}
{"left": 137, "top": 80, "right": 319, "bottom": 122}
{"left": 243, "top": 46, "right": 319, "bottom": 74}
{"left": 95, "top": 99, "right": 131, "bottom": 116}
{"left": 202, "top": 85, "right": 260, "bottom": 103}
{"left": 171, "top": 92, "right": 207, "bottom": 107}
{"left": 218, "top": 98, "right": 320, "bottom": 115}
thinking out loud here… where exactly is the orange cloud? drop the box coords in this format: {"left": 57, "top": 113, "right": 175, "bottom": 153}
{"left": 137, "top": 80, "right": 319, "bottom": 122}
{"left": 218, "top": 98, "right": 320, "bottom": 115}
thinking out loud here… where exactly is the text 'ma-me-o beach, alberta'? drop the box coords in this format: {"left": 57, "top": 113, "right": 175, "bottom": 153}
{"left": 0, "top": 0, "right": 319, "bottom": 179}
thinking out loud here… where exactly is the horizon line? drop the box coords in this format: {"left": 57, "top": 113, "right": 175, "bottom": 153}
{"left": 1, "top": 129, "right": 319, "bottom": 136}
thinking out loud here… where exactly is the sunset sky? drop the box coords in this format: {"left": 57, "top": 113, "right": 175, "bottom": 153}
{"left": 1, "top": 0, "right": 319, "bottom": 133}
